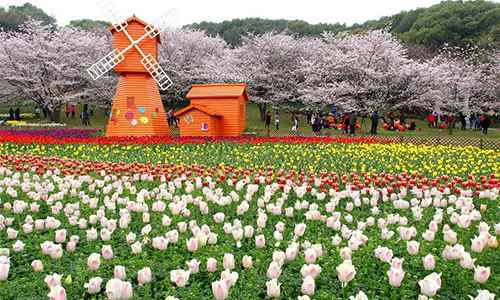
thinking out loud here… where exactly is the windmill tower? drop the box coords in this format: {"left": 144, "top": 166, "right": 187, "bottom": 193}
{"left": 87, "top": 13, "right": 173, "bottom": 137}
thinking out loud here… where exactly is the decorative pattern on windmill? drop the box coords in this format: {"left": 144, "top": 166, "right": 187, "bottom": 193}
{"left": 87, "top": 13, "right": 173, "bottom": 137}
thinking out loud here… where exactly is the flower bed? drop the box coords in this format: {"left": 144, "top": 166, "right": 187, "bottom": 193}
{"left": 0, "top": 155, "right": 497, "bottom": 299}
{"left": 0, "top": 142, "right": 497, "bottom": 178}
{"left": 0, "top": 128, "right": 100, "bottom": 138}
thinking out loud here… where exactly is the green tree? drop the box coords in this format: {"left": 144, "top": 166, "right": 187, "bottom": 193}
{"left": 69, "top": 19, "right": 110, "bottom": 30}
{"left": 0, "top": 3, "right": 56, "bottom": 31}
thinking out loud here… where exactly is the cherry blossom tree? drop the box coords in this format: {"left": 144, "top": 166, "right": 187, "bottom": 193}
{"left": 300, "top": 30, "right": 418, "bottom": 113}
{"left": 204, "top": 32, "right": 322, "bottom": 120}
{"left": 0, "top": 21, "right": 113, "bottom": 121}
{"left": 421, "top": 48, "right": 498, "bottom": 114}
{"left": 158, "top": 28, "right": 227, "bottom": 105}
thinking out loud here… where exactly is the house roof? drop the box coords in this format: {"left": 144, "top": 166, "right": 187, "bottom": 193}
{"left": 186, "top": 83, "right": 249, "bottom": 101}
{"left": 109, "top": 15, "right": 161, "bottom": 44}
{"left": 174, "top": 104, "right": 222, "bottom": 117}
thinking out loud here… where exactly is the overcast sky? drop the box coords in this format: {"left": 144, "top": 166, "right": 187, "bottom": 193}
{"left": 2, "top": 0, "right": 446, "bottom": 26}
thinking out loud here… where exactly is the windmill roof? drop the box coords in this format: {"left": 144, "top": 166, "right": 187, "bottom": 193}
{"left": 108, "top": 15, "right": 161, "bottom": 44}
{"left": 174, "top": 104, "right": 222, "bottom": 117}
{"left": 186, "top": 83, "right": 249, "bottom": 101}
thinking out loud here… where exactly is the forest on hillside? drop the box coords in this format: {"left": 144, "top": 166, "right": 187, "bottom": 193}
{"left": 190, "top": 0, "right": 500, "bottom": 50}
{"left": 1, "top": 1, "right": 499, "bottom": 52}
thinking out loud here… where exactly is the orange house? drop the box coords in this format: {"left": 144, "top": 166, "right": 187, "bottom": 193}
{"left": 175, "top": 83, "right": 249, "bottom": 136}
{"left": 106, "top": 16, "right": 170, "bottom": 137}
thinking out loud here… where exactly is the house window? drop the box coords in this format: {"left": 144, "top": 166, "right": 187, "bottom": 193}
{"left": 201, "top": 123, "right": 209, "bottom": 131}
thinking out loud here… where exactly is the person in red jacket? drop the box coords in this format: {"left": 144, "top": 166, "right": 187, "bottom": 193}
{"left": 427, "top": 113, "right": 435, "bottom": 128}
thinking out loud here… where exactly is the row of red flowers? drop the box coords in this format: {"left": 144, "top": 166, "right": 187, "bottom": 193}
{"left": 0, "top": 134, "right": 390, "bottom": 145}
{"left": 2, "top": 155, "right": 497, "bottom": 194}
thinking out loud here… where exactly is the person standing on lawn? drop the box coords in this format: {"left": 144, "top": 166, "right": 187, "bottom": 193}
{"left": 370, "top": 111, "right": 379, "bottom": 135}
{"left": 349, "top": 111, "right": 357, "bottom": 136}
{"left": 265, "top": 111, "right": 271, "bottom": 136}
{"left": 480, "top": 114, "right": 490, "bottom": 135}
{"left": 291, "top": 113, "right": 299, "bottom": 134}
{"left": 65, "top": 103, "right": 71, "bottom": 118}
{"left": 70, "top": 104, "right": 76, "bottom": 118}
{"left": 458, "top": 112, "right": 466, "bottom": 130}
{"left": 81, "top": 104, "right": 90, "bottom": 126}
{"left": 342, "top": 112, "right": 349, "bottom": 134}
{"left": 14, "top": 108, "right": 21, "bottom": 121}
{"left": 274, "top": 110, "right": 280, "bottom": 131}
{"left": 8, "top": 107, "right": 14, "bottom": 120}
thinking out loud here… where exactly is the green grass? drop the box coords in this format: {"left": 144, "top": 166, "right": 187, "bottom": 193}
{"left": 1, "top": 103, "right": 498, "bottom": 139}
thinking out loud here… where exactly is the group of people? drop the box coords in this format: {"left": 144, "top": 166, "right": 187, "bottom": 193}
{"left": 265, "top": 110, "right": 362, "bottom": 136}
{"left": 167, "top": 108, "right": 179, "bottom": 127}
{"left": 427, "top": 112, "right": 492, "bottom": 135}
{"left": 7, "top": 108, "right": 22, "bottom": 121}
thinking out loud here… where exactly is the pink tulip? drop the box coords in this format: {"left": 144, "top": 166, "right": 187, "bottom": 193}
{"left": 266, "top": 261, "right": 282, "bottom": 279}
{"left": 422, "top": 254, "right": 435, "bottom": 271}
{"left": 255, "top": 234, "right": 266, "bottom": 249}
{"left": 106, "top": 278, "right": 133, "bottom": 300}
{"left": 473, "top": 266, "right": 490, "bottom": 284}
{"left": 339, "top": 247, "right": 352, "bottom": 261}
{"left": 471, "top": 236, "right": 486, "bottom": 253}
{"left": 87, "top": 253, "right": 101, "bottom": 271}
{"left": 47, "top": 285, "right": 66, "bottom": 300}
{"left": 469, "top": 289, "right": 496, "bottom": 300}
{"left": 211, "top": 280, "right": 229, "bottom": 300}
{"left": 294, "top": 223, "right": 306, "bottom": 237}
{"left": 207, "top": 258, "right": 217, "bottom": 273}
{"left": 101, "top": 245, "right": 114, "bottom": 260}
{"left": 186, "top": 238, "right": 199, "bottom": 252}
{"left": 0, "top": 260, "right": 9, "bottom": 281}
{"left": 54, "top": 229, "right": 66, "bottom": 243}
{"left": 131, "top": 241, "right": 142, "bottom": 254}
{"left": 44, "top": 273, "right": 62, "bottom": 288}
{"left": 242, "top": 255, "right": 253, "bottom": 269}
{"left": 391, "top": 258, "right": 404, "bottom": 269}
{"left": 187, "top": 259, "right": 200, "bottom": 274}
{"left": 114, "top": 265, "right": 127, "bottom": 280}
{"left": 137, "top": 267, "right": 152, "bottom": 285}
{"left": 84, "top": 277, "right": 103, "bottom": 294}
{"left": 300, "top": 264, "right": 322, "bottom": 279}
{"left": 66, "top": 241, "right": 77, "bottom": 252}
{"left": 266, "top": 279, "right": 281, "bottom": 298}
{"left": 387, "top": 267, "right": 405, "bottom": 288}
{"left": 459, "top": 252, "right": 476, "bottom": 270}
{"left": 336, "top": 260, "right": 356, "bottom": 287}
{"left": 31, "top": 260, "right": 44, "bottom": 272}
{"left": 418, "top": 273, "right": 441, "bottom": 297}
{"left": 170, "top": 269, "right": 190, "bottom": 287}
{"left": 223, "top": 253, "right": 235, "bottom": 270}
{"left": 286, "top": 244, "right": 299, "bottom": 261}
{"left": 301, "top": 276, "right": 316, "bottom": 296}
{"left": 152, "top": 237, "right": 168, "bottom": 250}
{"left": 407, "top": 241, "right": 420, "bottom": 255}
{"left": 304, "top": 248, "right": 317, "bottom": 264}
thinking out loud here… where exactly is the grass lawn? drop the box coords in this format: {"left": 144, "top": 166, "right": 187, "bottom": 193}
{"left": 1, "top": 103, "right": 499, "bottom": 139}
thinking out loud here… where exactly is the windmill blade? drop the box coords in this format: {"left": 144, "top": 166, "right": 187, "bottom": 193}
{"left": 87, "top": 49, "right": 125, "bottom": 80}
{"left": 141, "top": 53, "right": 173, "bottom": 90}
{"left": 144, "top": 8, "right": 178, "bottom": 39}
{"left": 97, "top": 0, "right": 128, "bottom": 32}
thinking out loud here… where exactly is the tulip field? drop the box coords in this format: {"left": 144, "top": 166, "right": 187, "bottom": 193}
{"left": 0, "top": 137, "right": 498, "bottom": 300}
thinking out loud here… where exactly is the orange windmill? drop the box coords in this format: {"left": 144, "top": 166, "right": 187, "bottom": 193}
{"left": 87, "top": 13, "right": 174, "bottom": 137}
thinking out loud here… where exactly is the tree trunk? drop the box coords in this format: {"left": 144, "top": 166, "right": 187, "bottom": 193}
{"left": 258, "top": 103, "right": 267, "bottom": 122}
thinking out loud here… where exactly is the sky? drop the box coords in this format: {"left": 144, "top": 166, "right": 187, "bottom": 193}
{"left": 1, "top": 0, "right": 446, "bottom": 26}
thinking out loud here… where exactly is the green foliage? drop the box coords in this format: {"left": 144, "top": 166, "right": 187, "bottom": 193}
{"left": 68, "top": 19, "right": 111, "bottom": 30}
{"left": 0, "top": 3, "right": 56, "bottom": 31}
{"left": 189, "top": 18, "right": 347, "bottom": 46}
{"left": 189, "top": 1, "right": 500, "bottom": 49}
{"left": 399, "top": 0, "right": 500, "bottom": 48}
